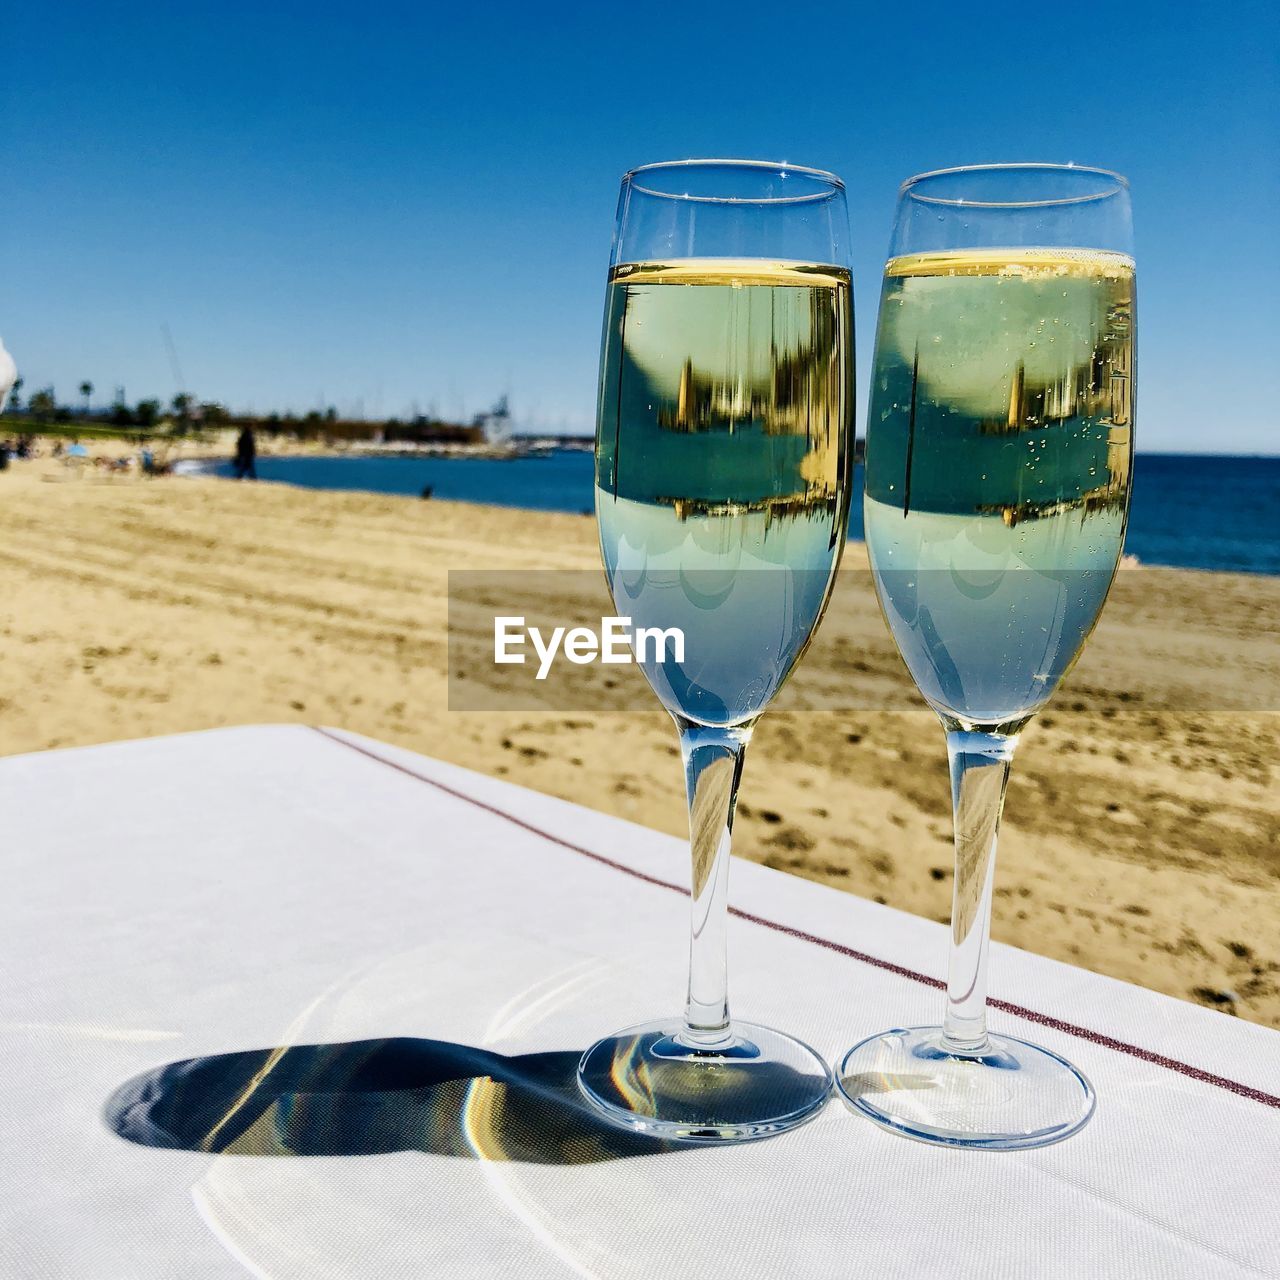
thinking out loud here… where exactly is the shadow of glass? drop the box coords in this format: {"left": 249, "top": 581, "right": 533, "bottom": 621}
{"left": 105, "top": 1037, "right": 681, "bottom": 1165}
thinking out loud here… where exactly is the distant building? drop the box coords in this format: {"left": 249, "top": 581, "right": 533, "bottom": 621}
{"left": 472, "top": 396, "right": 512, "bottom": 445}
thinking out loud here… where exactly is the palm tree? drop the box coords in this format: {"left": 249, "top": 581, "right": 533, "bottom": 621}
{"left": 79, "top": 381, "right": 94, "bottom": 416}
{"left": 29, "top": 388, "right": 57, "bottom": 423}
{"left": 170, "top": 392, "right": 193, "bottom": 433}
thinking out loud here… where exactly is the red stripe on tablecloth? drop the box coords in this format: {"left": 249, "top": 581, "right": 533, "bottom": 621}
{"left": 313, "top": 727, "right": 1280, "bottom": 1111}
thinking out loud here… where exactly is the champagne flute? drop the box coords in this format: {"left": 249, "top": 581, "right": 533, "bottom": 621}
{"left": 836, "top": 164, "right": 1135, "bottom": 1148}
{"left": 577, "top": 159, "right": 854, "bottom": 1141}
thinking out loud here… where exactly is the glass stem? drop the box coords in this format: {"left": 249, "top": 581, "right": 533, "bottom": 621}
{"left": 675, "top": 717, "right": 752, "bottom": 1048}
{"left": 941, "top": 728, "right": 1018, "bottom": 1054}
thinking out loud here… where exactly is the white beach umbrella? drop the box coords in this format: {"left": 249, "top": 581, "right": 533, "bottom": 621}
{"left": 0, "top": 338, "right": 15, "bottom": 412}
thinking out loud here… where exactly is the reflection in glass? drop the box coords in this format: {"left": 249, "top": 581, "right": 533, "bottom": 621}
{"left": 598, "top": 259, "right": 850, "bottom": 727}
{"left": 837, "top": 165, "right": 1135, "bottom": 1150}
{"left": 579, "top": 161, "right": 853, "bottom": 1141}
{"left": 864, "top": 248, "right": 1134, "bottom": 730}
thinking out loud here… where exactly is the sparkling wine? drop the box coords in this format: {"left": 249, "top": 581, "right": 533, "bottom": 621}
{"left": 596, "top": 259, "right": 854, "bottom": 726}
{"left": 864, "top": 248, "right": 1136, "bottom": 732}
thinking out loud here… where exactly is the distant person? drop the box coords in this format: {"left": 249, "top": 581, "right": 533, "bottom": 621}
{"left": 420, "top": 484, "right": 433, "bottom": 500}
{"left": 0, "top": 441, "right": 9, "bottom": 471}
{"left": 234, "top": 427, "right": 257, "bottom": 480}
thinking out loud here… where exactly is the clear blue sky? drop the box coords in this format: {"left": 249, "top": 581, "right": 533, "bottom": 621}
{"left": 5, "top": 0, "right": 1277, "bottom": 450}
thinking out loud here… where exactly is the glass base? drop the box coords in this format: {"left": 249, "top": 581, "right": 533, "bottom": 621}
{"left": 836, "top": 1025, "right": 1095, "bottom": 1150}
{"left": 576, "top": 1019, "right": 833, "bottom": 1143}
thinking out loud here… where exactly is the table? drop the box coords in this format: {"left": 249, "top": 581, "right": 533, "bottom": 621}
{"left": 1, "top": 725, "right": 1276, "bottom": 1278}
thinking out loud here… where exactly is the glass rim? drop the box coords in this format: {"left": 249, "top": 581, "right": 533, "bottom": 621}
{"left": 623, "top": 158, "right": 845, "bottom": 206}
{"left": 901, "top": 162, "right": 1129, "bottom": 209}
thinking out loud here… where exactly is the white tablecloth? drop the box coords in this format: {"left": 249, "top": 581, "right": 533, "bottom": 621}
{"left": 0, "top": 725, "right": 1276, "bottom": 1279}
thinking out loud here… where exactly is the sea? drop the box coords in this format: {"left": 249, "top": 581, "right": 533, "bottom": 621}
{"left": 198, "top": 450, "right": 1280, "bottom": 575}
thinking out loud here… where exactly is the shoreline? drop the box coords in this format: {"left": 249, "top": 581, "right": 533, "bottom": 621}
{"left": 176, "top": 448, "right": 1280, "bottom": 578}
{"left": 11, "top": 441, "right": 1280, "bottom": 575}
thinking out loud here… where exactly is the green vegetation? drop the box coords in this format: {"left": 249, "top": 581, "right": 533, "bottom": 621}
{"left": 2, "top": 420, "right": 162, "bottom": 442}
{"left": 3, "top": 383, "right": 487, "bottom": 445}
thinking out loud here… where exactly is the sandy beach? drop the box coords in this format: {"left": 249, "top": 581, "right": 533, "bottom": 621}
{"left": 2, "top": 453, "right": 1277, "bottom": 1028}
